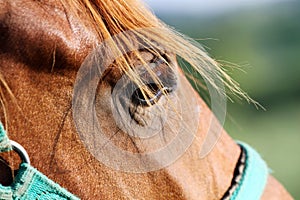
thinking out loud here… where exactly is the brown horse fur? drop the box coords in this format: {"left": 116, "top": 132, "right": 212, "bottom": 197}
{"left": 0, "top": 0, "right": 293, "bottom": 199}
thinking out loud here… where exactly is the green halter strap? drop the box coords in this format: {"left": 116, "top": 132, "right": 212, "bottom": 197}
{"left": 1, "top": 122, "right": 269, "bottom": 200}
{"left": 221, "top": 141, "right": 269, "bottom": 200}
{"left": 0, "top": 123, "right": 79, "bottom": 200}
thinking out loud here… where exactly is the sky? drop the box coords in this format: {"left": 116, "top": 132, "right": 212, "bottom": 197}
{"left": 143, "top": 0, "right": 294, "bottom": 15}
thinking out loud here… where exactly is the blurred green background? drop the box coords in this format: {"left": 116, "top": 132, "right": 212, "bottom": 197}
{"left": 149, "top": 1, "right": 300, "bottom": 198}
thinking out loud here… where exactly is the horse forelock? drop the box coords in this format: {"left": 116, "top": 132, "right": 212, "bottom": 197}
{"left": 0, "top": 0, "right": 250, "bottom": 116}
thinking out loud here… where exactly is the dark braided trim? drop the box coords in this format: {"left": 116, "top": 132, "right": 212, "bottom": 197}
{"left": 221, "top": 146, "right": 246, "bottom": 200}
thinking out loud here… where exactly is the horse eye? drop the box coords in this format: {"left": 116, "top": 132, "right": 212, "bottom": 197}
{"left": 131, "top": 83, "right": 172, "bottom": 106}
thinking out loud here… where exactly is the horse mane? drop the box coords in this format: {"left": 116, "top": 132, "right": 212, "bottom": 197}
{"left": 61, "top": 0, "right": 250, "bottom": 102}
{"left": 0, "top": 0, "right": 253, "bottom": 128}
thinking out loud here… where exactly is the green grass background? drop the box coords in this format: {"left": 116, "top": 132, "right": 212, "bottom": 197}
{"left": 157, "top": 1, "right": 300, "bottom": 198}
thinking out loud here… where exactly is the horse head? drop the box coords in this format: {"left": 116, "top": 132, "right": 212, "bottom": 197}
{"left": 0, "top": 0, "right": 292, "bottom": 199}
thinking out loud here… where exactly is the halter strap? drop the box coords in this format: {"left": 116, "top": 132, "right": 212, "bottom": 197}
{"left": 0, "top": 123, "right": 79, "bottom": 200}
{"left": 222, "top": 142, "right": 269, "bottom": 200}
{"left": 0, "top": 124, "right": 12, "bottom": 153}
{"left": 1, "top": 122, "right": 269, "bottom": 200}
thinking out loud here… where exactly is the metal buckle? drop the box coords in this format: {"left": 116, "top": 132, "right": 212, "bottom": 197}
{"left": 10, "top": 140, "right": 31, "bottom": 165}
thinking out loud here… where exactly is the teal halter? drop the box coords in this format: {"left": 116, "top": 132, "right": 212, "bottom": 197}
{"left": 0, "top": 123, "right": 268, "bottom": 200}
{"left": 0, "top": 124, "right": 79, "bottom": 200}
{"left": 222, "top": 141, "right": 269, "bottom": 200}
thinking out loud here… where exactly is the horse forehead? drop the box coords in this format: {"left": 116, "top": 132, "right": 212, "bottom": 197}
{"left": 1, "top": 0, "right": 96, "bottom": 68}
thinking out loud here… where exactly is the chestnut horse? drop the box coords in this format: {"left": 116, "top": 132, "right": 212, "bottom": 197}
{"left": 0, "top": 0, "right": 292, "bottom": 199}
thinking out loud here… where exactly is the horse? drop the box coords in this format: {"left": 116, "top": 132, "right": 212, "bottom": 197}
{"left": 0, "top": 0, "right": 293, "bottom": 199}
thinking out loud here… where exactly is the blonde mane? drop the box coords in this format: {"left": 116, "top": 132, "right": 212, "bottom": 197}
{"left": 61, "top": 0, "right": 250, "bottom": 102}
{"left": 0, "top": 0, "right": 252, "bottom": 128}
